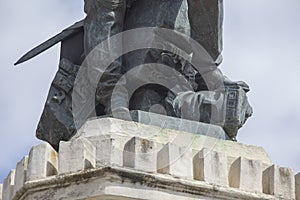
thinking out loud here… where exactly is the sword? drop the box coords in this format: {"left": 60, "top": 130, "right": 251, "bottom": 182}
{"left": 15, "top": 19, "right": 84, "bottom": 66}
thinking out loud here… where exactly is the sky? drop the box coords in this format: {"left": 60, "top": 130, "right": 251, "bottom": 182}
{"left": 0, "top": 0, "right": 300, "bottom": 182}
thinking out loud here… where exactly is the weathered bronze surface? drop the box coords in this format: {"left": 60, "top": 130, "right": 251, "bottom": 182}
{"left": 16, "top": 0, "right": 252, "bottom": 150}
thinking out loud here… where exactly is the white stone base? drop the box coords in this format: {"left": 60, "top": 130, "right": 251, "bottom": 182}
{"left": 72, "top": 118, "right": 273, "bottom": 170}
{"left": 1, "top": 118, "right": 298, "bottom": 200}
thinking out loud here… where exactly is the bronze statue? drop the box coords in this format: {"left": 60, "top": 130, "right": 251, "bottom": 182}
{"left": 15, "top": 0, "right": 252, "bottom": 150}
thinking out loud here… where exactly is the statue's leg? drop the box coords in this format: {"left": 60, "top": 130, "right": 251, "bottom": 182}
{"left": 123, "top": 0, "right": 224, "bottom": 91}
{"left": 124, "top": 0, "right": 190, "bottom": 71}
{"left": 122, "top": 0, "right": 193, "bottom": 114}
{"left": 181, "top": 0, "right": 224, "bottom": 93}
{"left": 84, "top": 0, "right": 127, "bottom": 114}
{"left": 188, "top": 0, "right": 224, "bottom": 65}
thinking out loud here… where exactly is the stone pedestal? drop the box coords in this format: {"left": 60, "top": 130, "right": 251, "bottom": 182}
{"left": 1, "top": 117, "right": 298, "bottom": 200}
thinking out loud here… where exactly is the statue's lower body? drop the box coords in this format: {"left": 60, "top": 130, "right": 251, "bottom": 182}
{"left": 36, "top": 0, "right": 253, "bottom": 151}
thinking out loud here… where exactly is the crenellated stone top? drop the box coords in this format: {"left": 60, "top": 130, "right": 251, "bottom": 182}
{"left": 1, "top": 118, "right": 299, "bottom": 200}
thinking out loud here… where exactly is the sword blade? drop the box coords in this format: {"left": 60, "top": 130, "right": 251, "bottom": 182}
{"left": 15, "top": 20, "right": 84, "bottom": 66}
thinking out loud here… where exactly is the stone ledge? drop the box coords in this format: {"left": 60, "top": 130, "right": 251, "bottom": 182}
{"left": 11, "top": 167, "right": 276, "bottom": 200}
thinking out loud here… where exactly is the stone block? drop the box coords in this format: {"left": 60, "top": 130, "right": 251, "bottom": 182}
{"left": 0, "top": 184, "right": 2, "bottom": 200}
{"left": 295, "top": 172, "right": 300, "bottom": 200}
{"left": 130, "top": 110, "right": 228, "bottom": 139}
{"left": 263, "top": 165, "right": 295, "bottom": 199}
{"left": 229, "top": 157, "right": 262, "bottom": 193}
{"left": 27, "top": 143, "right": 58, "bottom": 181}
{"left": 59, "top": 138, "right": 96, "bottom": 174}
{"left": 193, "top": 148, "right": 228, "bottom": 186}
{"left": 14, "top": 156, "right": 28, "bottom": 196}
{"left": 87, "top": 135, "right": 127, "bottom": 167}
{"left": 123, "top": 137, "right": 157, "bottom": 172}
{"left": 157, "top": 143, "right": 193, "bottom": 179}
{"left": 72, "top": 118, "right": 147, "bottom": 139}
{"left": 3, "top": 170, "right": 15, "bottom": 200}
